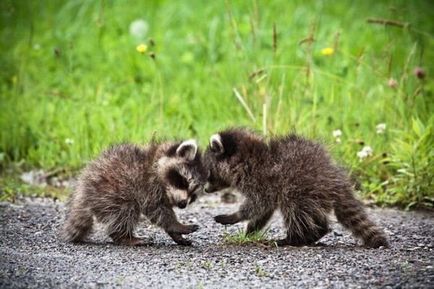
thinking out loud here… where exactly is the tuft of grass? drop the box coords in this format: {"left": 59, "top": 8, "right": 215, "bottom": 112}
{"left": 255, "top": 264, "right": 269, "bottom": 278}
{"left": 371, "top": 117, "right": 433, "bottom": 209}
{"left": 223, "top": 229, "right": 270, "bottom": 246}
{"left": 201, "top": 261, "right": 213, "bottom": 270}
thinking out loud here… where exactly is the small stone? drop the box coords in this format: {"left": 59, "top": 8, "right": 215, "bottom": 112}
{"left": 407, "top": 247, "right": 421, "bottom": 251}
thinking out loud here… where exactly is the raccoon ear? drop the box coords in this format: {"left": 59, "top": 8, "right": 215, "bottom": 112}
{"left": 176, "top": 139, "right": 198, "bottom": 161}
{"left": 209, "top": 134, "right": 224, "bottom": 154}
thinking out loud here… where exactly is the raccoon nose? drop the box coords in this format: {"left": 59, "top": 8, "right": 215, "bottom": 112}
{"left": 177, "top": 200, "right": 187, "bottom": 209}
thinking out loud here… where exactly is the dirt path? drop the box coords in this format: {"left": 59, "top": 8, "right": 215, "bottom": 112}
{"left": 1, "top": 195, "right": 433, "bottom": 288}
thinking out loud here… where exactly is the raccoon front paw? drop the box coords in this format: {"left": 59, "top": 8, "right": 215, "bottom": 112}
{"left": 186, "top": 224, "right": 199, "bottom": 233}
{"left": 275, "top": 238, "right": 290, "bottom": 247}
{"left": 214, "top": 214, "right": 237, "bottom": 225}
{"left": 175, "top": 238, "right": 193, "bottom": 246}
{"left": 168, "top": 232, "right": 193, "bottom": 246}
{"left": 111, "top": 235, "right": 150, "bottom": 246}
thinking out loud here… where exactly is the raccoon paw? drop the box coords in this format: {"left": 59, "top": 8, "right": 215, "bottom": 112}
{"left": 113, "top": 236, "right": 149, "bottom": 246}
{"left": 175, "top": 238, "right": 193, "bottom": 246}
{"left": 274, "top": 238, "right": 290, "bottom": 247}
{"left": 168, "top": 232, "right": 193, "bottom": 246}
{"left": 214, "top": 214, "right": 237, "bottom": 225}
{"left": 186, "top": 224, "right": 199, "bottom": 233}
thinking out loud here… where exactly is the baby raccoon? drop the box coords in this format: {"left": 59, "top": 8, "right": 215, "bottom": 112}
{"left": 205, "top": 128, "right": 389, "bottom": 248}
{"left": 62, "top": 140, "right": 207, "bottom": 246}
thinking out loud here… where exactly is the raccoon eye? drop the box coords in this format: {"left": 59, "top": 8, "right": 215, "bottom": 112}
{"left": 166, "top": 169, "right": 189, "bottom": 190}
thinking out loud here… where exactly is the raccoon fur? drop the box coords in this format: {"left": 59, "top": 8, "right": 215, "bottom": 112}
{"left": 62, "top": 140, "right": 207, "bottom": 246}
{"left": 204, "top": 128, "right": 389, "bottom": 248}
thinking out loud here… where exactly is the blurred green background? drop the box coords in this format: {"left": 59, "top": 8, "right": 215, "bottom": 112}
{"left": 0, "top": 0, "right": 433, "bottom": 207}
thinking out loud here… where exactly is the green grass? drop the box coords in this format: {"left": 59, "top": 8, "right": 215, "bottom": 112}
{"left": 0, "top": 0, "right": 433, "bottom": 207}
{"left": 223, "top": 229, "right": 270, "bottom": 246}
{"left": 255, "top": 264, "right": 269, "bottom": 278}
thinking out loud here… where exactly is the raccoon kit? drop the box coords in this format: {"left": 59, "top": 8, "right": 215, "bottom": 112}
{"left": 62, "top": 140, "right": 207, "bottom": 246}
{"left": 205, "top": 128, "right": 389, "bottom": 248}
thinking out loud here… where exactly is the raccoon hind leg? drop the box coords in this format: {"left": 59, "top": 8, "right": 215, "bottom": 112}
{"left": 246, "top": 209, "right": 274, "bottom": 235}
{"left": 278, "top": 202, "right": 329, "bottom": 246}
{"left": 102, "top": 204, "right": 143, "bottom": 246}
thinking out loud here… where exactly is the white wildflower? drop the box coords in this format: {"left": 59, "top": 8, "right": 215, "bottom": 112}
{"left": 357, "top": 150, "right": 368, "bottom": 160}
{"left": 397, "top": 168, "right": 407, "bottom": 174}
{"left": 357, "top": 146, "right": 373, "bottom": 160}
{"left": 332, "top": 129, "right": 342, "bottom": 138}
{"left": 376, "top": 123, "right": 386, "bottom": 134}
{"left": 335, "top": 137, "right": 341, "bottom": 144}
{"left": 129, "top": 19, "right": 149, "bottom": 40}
{"left": 362, "top": 146, "right": 373, "bottom": 156}
{"left": 65, "top": 138, "right": 74, "bottom": 145}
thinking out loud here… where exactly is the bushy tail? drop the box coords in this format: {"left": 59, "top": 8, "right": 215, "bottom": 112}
{"left": 334, "top": 193, "right": 389, "bottom": 248}
{"left": 61, "top": 196, "right": 93, "bottom": 242}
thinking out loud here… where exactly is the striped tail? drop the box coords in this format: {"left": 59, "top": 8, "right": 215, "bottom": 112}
{"left": 334, "top": 193, "right": 389, "bottom": 248}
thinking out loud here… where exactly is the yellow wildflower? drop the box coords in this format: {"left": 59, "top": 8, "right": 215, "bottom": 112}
{"left": 320, "top": 47, "right": 334, "bottom": 56}
{"left": 136, "top": 44, "right": 148, "bottom": 54}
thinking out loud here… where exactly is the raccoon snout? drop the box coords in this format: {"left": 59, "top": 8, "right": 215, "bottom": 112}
{"left": 188, "top": 193, "right": 198, "bottom": 204}
{"left": 204, "top": 183, "right": 213, "bottom": 193}
{"left": 188, "top": 184, "right": 200, "bottom": 195}
{"left": 177, "top": 200, "right": 188, "bottom": 209}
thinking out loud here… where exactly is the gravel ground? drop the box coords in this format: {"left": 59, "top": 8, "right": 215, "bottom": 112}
{"left": 1, "top": 194, "right": 433, "bottom": 289}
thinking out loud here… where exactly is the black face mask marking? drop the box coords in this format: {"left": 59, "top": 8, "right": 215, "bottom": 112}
{"left": 166, "top": 169, "right": 189, "bottom": 190}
